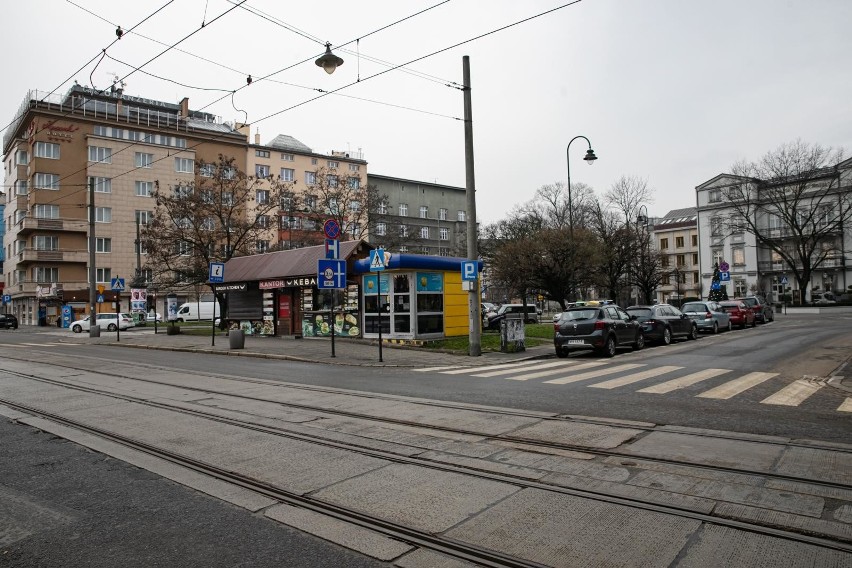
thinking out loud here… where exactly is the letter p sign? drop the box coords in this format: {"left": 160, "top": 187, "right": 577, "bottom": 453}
{"left": 461, "top": 261, "right": 478, "bottom": 282}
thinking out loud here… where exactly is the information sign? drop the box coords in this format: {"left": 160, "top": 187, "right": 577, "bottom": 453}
{"left": 317, "top": 259, "right": 346, "bottom": 289}
{"left": 719, "top": 271, "right": 731, "bottom": 281}
{"left": 325, "top": 239, "right": 340, "bottom": 259}
{"left": 1, "top": 294, "right": 10, "bottom": 305}
{"left": 209, "top": 262, "right": 225, "bottom": 284}
{"left": 461, "top": 261, "right": 478, "bottom": 281}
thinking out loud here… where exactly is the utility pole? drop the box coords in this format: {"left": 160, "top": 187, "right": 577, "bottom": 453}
{"left": 463, "top": 55, "right": 481, "bottom": 357}
{"left": 88, "top": 177, "right": 98, "bottom": 337}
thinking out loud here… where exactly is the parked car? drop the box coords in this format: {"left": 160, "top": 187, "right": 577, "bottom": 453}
{"left": 70, "top": 313, "right": 134, "bottom": 333}
{"left": 625, "top": 304, "right": 698, "bottom": 345}
{"left": 0, "top": 313, "right": 19, "bottom": 329}
{"left": 485, "top": 304, "right": 540, "bottom": 329}
{"left": 146, "top": 312, "right": 163, "bottom": 323}
{"left": 811, "top": 292, "right": 837, "bottom": 305}
{"left": 553, "top": 305, "right": 644, "bottom": 358}
{"left": 718, "top": 301, "right": 756, "bottom": 329}
{"left": 680, "top": 301, "right": 732, "bottom": 334}
{"left": 736, "top": 296, "right": 774, "bottom": 323}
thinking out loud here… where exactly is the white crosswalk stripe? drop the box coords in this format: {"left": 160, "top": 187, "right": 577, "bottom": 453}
{"left": 836, "top": 398, "right": 852, "bottom": 412}
{"left": 504, "top": 361, "right": 606, "bottom": 381}
{"left": 413, "top": 365, "right": 463, "bottom": 372}
{"left": 440, "top": 361, "right": 537, "bottom": 375}
{"left": 543, "top": 363, "right": 645, "bottom": 385}
{"left": 18, "top": 342, "right": 74, "bottom": 347}
{"left": 589, "top": 366, "right": 682, "bottom": 389}
{"left": 637, "top": 368, "right": 732, "bottom": 394}
{"left": 761, "top": 379, "right": 823, "bottom": 406}
{"left": 696, "top": 372, "right": 778, "bottom": 400}
{"left": 473, "top": 361, "right": 575, "bottom": 378}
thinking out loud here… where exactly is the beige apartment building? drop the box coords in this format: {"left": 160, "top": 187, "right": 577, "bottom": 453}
{"left": 652, "top": 207, "right": 701, "bottom": 304}
{"left": 2, "top": 86, "right": 247, "bottom": 325}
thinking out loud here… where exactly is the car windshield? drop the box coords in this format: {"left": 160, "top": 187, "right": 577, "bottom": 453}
{"left": 626, "top": 308, "right": 653, "bottom": 320}
{"left": 561, "top": 309, "right": 599, "bottom": 321}
{"left": 741, "top": 298, "right": 757, "bottom": 307}
{"left": 720, "top": 305, "right": 739, "bottom": 312}
{"left": 681, "top": 303, "right": 706, "bottom": 312}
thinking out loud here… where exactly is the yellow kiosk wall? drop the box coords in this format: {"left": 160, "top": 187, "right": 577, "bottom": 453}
{"left": 443, "top": 271, "right": 479, "bottom": 337}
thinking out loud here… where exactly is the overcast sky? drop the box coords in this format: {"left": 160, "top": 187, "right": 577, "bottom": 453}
{"left": 3, "top": 0, "right": 850, "bottom": 223}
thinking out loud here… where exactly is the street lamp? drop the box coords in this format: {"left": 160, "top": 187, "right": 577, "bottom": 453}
{"left": 315, "top": 43, "right": 344, "bottom": 74}
{"left": 635, "top": 205, "right": 649, "bottom": 304}
{"left": 566, "top": 136, "right": 598, "bottom": 301}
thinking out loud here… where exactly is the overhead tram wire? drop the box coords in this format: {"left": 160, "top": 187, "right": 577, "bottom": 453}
{"left": 0, "top": 0, "right": 177, "bottom": 139}
{"left": 9, "top": 0, "right": 584, "bottom": 211}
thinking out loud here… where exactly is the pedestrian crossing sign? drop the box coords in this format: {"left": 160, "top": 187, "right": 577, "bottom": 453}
{"left": 369, "top": 248, "right": 386, "bottom": 271}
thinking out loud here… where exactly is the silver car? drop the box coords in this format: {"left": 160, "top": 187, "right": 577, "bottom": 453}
{"left": 680, "top": 301, "right": 732, "bottom": 334}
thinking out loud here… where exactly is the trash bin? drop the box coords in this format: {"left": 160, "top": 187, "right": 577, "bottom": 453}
{"left": 229, "top": 329, "right": 245, "bottom": 349}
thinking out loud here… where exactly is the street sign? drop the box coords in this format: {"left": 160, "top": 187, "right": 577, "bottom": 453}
{"left": 461, "top": 261, "right": 478, "bottom": 281}
{"left": 209, "top": 262, "right": 225, "bottom": 284}
{"left": 710, "top": 281, "right": 721, "bottom": 290}
{"left": 97, "top": 294, "right": 105, "bottom": 303}
{"left": 317, "top": 259, "right": 347, "bottom": 289}
{"left": 323, "top": 219, "right": 341, "bottom": 240}
{"left": 780, "top": 275, "right": 788, "bottom": 285}
{"left": 1, "top": 294, "right": 10, "bottom": 305}
{"left": 97, "top": 284, "right": 105, "bottom": 294}
{"left": 325, "top": 238, "right": 340, "bottom": 260}
{"left": 110, "top": 277, "right": 125, "bottom": 291}
{"left": 369, "top": 248, "right": 386, "bottom": 271}
{"left": 719, "top": 261, "right": 730, "bottom": 272}
{"left": 719, "top": 271, "right": 731, "bottom": 281}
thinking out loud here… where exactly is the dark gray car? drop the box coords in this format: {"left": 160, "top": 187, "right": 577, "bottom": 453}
{"left": 680, "top": 301, "right": 732, "bottom": 334}
{"left": 554, "top": 305, "right": 644, "bottom": 358}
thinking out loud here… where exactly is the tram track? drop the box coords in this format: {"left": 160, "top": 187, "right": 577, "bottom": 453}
{"left": 1, "top": 363, "right": 851, "bottom": 555}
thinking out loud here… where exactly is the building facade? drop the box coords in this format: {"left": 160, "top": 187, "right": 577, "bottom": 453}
{"left": 651, "top": 208, "right": 701, "bottom": 304}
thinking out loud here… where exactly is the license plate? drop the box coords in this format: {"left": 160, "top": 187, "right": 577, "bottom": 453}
{"left": 567, "top": 339, "right": 585, "bottom": 345}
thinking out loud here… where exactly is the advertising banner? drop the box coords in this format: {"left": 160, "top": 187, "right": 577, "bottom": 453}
{"left": 166, "top": 294, "right": 179, "bottom": 321}
{"left": 131, "top": 288, "right": 147, "bottom": 311}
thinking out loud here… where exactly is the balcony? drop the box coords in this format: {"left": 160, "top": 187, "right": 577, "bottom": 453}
{"left": 17, "top": 249, "right": 89, "bottom": 264}
{"left": 17, "top": 217, "right": 88, "bottom": 236}
{"left": 11, "top": 280, "right": 89, "bottom": 297}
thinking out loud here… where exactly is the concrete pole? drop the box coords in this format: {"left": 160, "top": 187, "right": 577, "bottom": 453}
{"left": 463, "top": 56, "right": 481, "bottom": 357}
{"left": 88, "top": 177, "right": 98, "bottom": 337}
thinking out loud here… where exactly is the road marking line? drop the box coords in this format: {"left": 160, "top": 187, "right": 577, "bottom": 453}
{"left": 543, "top": 363, "right": 645, "bottom": 385}
{"left": 637, "top": 369, "right": 732, "bottom": 394}
{"left": 761, "top": 380, "right": 823, "bottom": 406}
{"left": 839, "top": 398, "right": 852, "bottom": 413}
{"left": 696, "top": 372, "right": 778, "bottom": 400}
{"left": 589, "top": 366, "right": 682, "bottom": 389}
{"left": 474, "top": 361, "right": 574, "bottom": 377}
{"left": 413, "top": 366, "right": 463, "bottom": 372}
{"left": 503, "top": 361, "right": 606, "bottom": 381}
{"left": 440, "top": 361, "right": 540, "bottom": 375}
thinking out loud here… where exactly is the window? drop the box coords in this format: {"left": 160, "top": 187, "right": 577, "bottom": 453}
{"left": 222, "top": 166, "right": 236, "bottom": 180}
{"left": 378, "top": 201, "right": 388, "bottom": 215}
{"left": 32, "top": 236, "right": 58, "bottom": 250}
{"left": 281, "top": 194, "right": 294, "bottom": 210}
{"left": 348, "top": 164, "right": 359, "bottom": 172}
{"left": 201, "top": 217, "right": 216, "bottom": 231}
{"left": 732, "top": 247, "right": 745, "bottom": 266}
{"left": 734, "top": 279, "right": 748, "bottom": 297}
{"left": 88, "top": 145, "right": 111, "bottom": 163}
{"left": 135, "top": 152, "right": 153, "bottom": 168}
{"left": 349, "top": 222, "right": 360, "bottom": 238}
{"left": 675, "top": 236, "right": 684, "bottom": 248}
{"left": 693, "top": 273, "right": 699, "bottom": 284}
{"left": 305, "top": 195, "right": 317, "bottom": 210}
{"left": 34, "top": 173, "right": 60, "bottom": 190}
{"left": 15, "top": 180, "right": 28, "bottom": 195}
{"left": 420, "top": 226, "right": 429, "bottom": 239}
{"left": 172, "top": 184, "right": 192, "bottom": 199}
{"left": 15, "top": 150, "right": 28, "bottom": 165}
{"left": 135, "top": 181, "right": 152, "bottom": 197}
{"left": 662, "top": 274, "right": 671, "bottom": 285}
{"left": 439, "top": 208, "right": 448, "bottom": 221}
{"left": 88, "top": 176, "right": 111, "bottom": 193}
{"left": 222, "top": 192, "right": 234, "bottom": 206}
{"left": 348, "top": 177, "right": 360, "bottom": 189}
{"left": 399, "top": 246, "right": 408, "bottom": 253}
{"left": 691, "top": 235, "right": 698, "bottom": 247}
{"left": 256, "top": 240, "right": 269, "bottom": 253}
{"left": 692, "top": 253, "right": 699, "bottom": 265}
{"left": 96, "top": 268, "right": 111, "bottom": 283}
{"left": 376, "top": 222, "right": 386, "bottom": 236}
{"left": 399, "top": 203, "right": 408, "bottom": 216}
{"left": 708, "top": 189, "right": 722, "bottom": 203}
{"left": 255, "top": 164, "right": 270, "bottom": 177}
{"left": 281, "top": 153, "right": 294, "bottom": 161}
{"left": 33, "top": 205, "right": 59, "bottom": 219}
{"left": 676, "top": 254, "right": 686, "bottom": 267}
{"left": 311, "top": 158, "right": 318, "bottom": 165}
{"left": 305, "top": 171, "right": 316, "bottom": 185}
{"left": 328, "top": 175, "right": 339, "bottom": 188}
{"left": 136, "top": 210, "right": 153, "bottom": 225}
{"left": 255, "top": 149, "right": 270, "bottom": 158}
{"left": 175, "top": 217, "right": 192, "bottom": 229}
{"left": 399, "top": 224, "right": 408, "bottom": 237}
{"left": 96, "top": 237, "right": 112, "bottom": 253}
{"left": 439, "top": 247, "right": 450, "bottom": 256}
{"left": 419, "top": 206, "right": 428, "bottom": 219}
{"left": 350, "top": 200, "right": 361, "bottom": 212}
{"left": 710, "top": 217, "right": 723, "bottom": 236}
{"left": 256, "top": 215, "right": 269, "bottom": 229}
{"left": 175, "top": 157, "right": 194, "bottom": 173}
{"left": 256, "top": 189, "right": 269, "bottom": 204}
{"left": 35, "top": 142, "right": 60, "bottom": 159}
{"left": 712, "top": 248, "right": 723, "bottom": 266}
{"left": 176, "top": 240, "right": 192, "bottom": 256}
{"left": 280, "top": 168, "right": 294, "bottom": 181}
{"left": 200, "top": 163, "right": 215, "bottom": 177}
{"left": 327, "top": 160, "right": 339, "bottom": 169}
{"left": 661, "top": 255, "right": 670, "bottom": 268}
{"left": 440, "top": 227, "right": 449, "bottom": 241}
{"left": 34, "top": 267, "right": 59, "bottom": 282}
{"left": 327, "top": 198, "right": 339, "bottom": 215}
{"left": 457, "top": 210, "right": 466, "bottom": 222}
{"left": 660, "top": 238, "right": 669, "bottom": 249}
{"left": 95, "top": 207, "right": 112, "bottom": 223}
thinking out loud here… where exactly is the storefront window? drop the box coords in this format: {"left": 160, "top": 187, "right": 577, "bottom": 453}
{"left": 302, "top": 285, "right": 360, "bottom": 337}
{"left": 415, "top": 272, "right": 443, "bottom": 335}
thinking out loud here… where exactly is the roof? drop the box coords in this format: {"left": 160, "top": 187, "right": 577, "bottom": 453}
{"left": 266, "top": 134, "right": 312, "bottom": 153}
{"left": 656, "top": 207, "right": 697, "bottom": 226}
{"left": 353, "top": 253, "right": 482, "bottom": 274}
{"left": 222, "top": 240, "right": 369, "bottom": 282}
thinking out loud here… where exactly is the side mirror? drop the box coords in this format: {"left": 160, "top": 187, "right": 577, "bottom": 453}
{"left": 629, "top": 314, "right": 637, "bottom": 321}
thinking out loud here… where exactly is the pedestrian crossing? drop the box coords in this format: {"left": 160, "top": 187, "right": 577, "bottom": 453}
{"left": 414, "top": 359, "right": 851, "bottom": 412}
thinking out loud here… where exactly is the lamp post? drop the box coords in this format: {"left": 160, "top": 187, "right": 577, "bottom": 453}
{"left": 636, "top": 205, "right": 649, "bottom": 304}
{"left": 566, "top": 136, "right": 598, "bottom": 302}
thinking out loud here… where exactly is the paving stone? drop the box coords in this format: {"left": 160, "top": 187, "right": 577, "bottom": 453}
{"left": 394, "top": 548, "right": 481, "bottom": 567}
{"left": 508, "top": 420, "right": 643, "bottom": 449}
{"left": 764, "top": 479, "right": 852, "bottom": 502}
{"left": 628, "top": 470, "right": 824, "bottom": 517}
{"left": 312, "top": 463, "right": 520, "bottom": 533}
{"left": 834, "top": 504, "right": 852, "bottom": 524}
{"left": 714, "top": 502, "right": 852, "bottom": 541}
{"left": 416, "top": 450, "right": 548, "bottom": 480}
{"left": 265, "top": 504, "right": 413, "bottom": 561}
{"left": 493, "top": 449, "right": 630, "bottom": 482}
{"left": 602, "top": 456, "right": 766, "bottom": 486}
{"left": 445, "top": 487, "right": 702, "bottom": 567}
{"left": 676, "top": 523, "right": 852, "bottom": 567}
{"left": 774, "top": 446, "right": 852, "bottom": 485}
{"left": 490, "top": 440, "right": 596, "bottom": 459}
{"left": 620, "top": 431, "right": 784, "bottom": 470}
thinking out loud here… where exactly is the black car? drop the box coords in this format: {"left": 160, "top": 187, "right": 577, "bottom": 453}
{"left": 625, "top": 304, "right": 698, "bottom": 345}
{"left": 553, "top": 305, "right": 644, "bottom": 358}
{"left": 485, "top": 304, "right": 539, "bottom": 329}
{"left": 0, "top": 313, "right": 19, "bottom": 329}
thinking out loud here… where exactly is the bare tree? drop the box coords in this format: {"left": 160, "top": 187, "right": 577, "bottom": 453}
{"left": 605, "top": 175, "right": 653, "bottom": 225}
{"left": 588, "top": 200, "right": 633, "bottom": 303}
{"left": 725, "top": 140, "right": 848, "bottom": 303}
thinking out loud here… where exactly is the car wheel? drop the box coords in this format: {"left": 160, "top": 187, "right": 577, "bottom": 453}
{"left": 687, "top": 324, "right": 698, "bottom": 340}
{"left": 601, "top": 335, "right": 617, "bottom": 358}
{"left": 712, "top": 322, "right": 719, "bottom": 334}
{"left": 726, "top": 321, "right": 732, "bottom": 332}
{"left": 555, "top": 347, "right": 569, "bottom": 358}
{"left": 751, "top": 318, "right": 757, "bottom": 328}
{"left": 661, "top": 327, "right": 672, "bottom": 345}
{"left": 107, "top": 323, "right": 117, "bottom": 331}
{"left": 740, "top": 321, "right": 746, "bottom": 329}
{"left": 633, "top": 333, "right": 645, "bottom": 351}
{"left": 72, "top": 324, "right": 82, "bottom": 333}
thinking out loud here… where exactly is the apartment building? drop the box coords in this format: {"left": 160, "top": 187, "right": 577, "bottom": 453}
{"left": 2, "top": 86, "right": 247, "bottom": 325}
{"left": 695, "top": 158, "right": 852, "bottom": 302}
{"left": 651, "top": 208, "right": 700, "bottom": 303}
{"left": 367, "top": 174, "right": 468, "bottom": 257}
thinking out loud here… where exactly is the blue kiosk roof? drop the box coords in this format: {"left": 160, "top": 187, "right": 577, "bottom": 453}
{"left": 353, "top": 254, "right": 483, "bottom": 274}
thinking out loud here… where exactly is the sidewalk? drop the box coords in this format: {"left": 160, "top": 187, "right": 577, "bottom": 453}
{"left": 47, "top": 326, "right": 552, "bottom": 368}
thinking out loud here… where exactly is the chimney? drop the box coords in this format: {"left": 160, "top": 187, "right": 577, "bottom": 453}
{"left": 254, "top": 128, "right": 260, "bottom": 145}
{"left": 236, "top": 122, "right": 251, "bottom": 140}
{"left": 179, "top": 97, "right": 189, "bottom": 118}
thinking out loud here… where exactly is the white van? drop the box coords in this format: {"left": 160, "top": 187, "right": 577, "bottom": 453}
{"left": 174, "top": 301, "right": 217, "bottom": 321}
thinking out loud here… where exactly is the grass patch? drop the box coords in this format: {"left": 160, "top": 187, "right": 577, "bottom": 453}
{"left": 423, "top": 323, "right": 553, "bottom": 352}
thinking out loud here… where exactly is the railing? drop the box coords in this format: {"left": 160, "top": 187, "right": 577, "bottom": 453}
{"left": 18, "top": 217, "right": 89, "bottom": 234}
{"left": 757, "top": 257, "right": 845, "bottom": 272}
{"left": 18, "top": 249, "right": 89, "bottom": 263}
